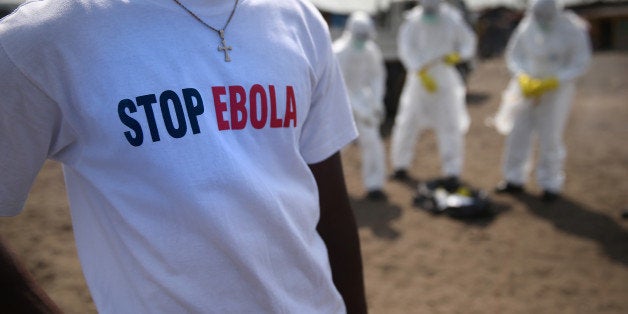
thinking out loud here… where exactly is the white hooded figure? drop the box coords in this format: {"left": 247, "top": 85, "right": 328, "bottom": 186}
{"left": 494, "top": 0, "right": 591, "bottom": 201}
{"left": 334, "top": 12, "right": 388, "bottom": 200}
{"left": 390, "top": 0, "right": 476, "bottom": 186}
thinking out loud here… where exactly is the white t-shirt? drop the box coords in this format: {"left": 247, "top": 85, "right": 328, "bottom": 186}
{"left": 0, "top": 0, "right": 357, "bottom": 313}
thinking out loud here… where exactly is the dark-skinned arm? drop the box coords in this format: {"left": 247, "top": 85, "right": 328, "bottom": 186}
{"left": 309, "top": 152, "right": 367, "bottom": 314}
{"left": 0, "top": 236, "right": 61, "bottom": 313}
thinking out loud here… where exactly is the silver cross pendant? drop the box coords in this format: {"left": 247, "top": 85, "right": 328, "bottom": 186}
{"left": 217, "top": 29, "right": 232, "bottom": 62}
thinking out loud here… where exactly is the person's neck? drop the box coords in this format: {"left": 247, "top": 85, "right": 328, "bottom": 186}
{"left": 175, "top": 0, "right": 235, "bottom": 15}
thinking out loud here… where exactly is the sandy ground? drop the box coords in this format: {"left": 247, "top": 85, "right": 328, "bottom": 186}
{"left": 1, "top": 53, "right": 627, "bottom": 313}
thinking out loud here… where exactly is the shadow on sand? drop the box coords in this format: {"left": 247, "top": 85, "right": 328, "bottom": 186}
{"left": 351, "top": 197, "right": 402, "bottom": 240}
{"left": 466, "top": 91, "right": 491, "bottom": 106}
{"left": 514, "top": 193, "right": 628, "bottom": 266}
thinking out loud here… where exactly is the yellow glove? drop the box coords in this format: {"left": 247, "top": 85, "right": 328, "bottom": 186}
{"left": 518, "top": 74, "right": 543, "bottom": 98}
{"left": 443, "top": 52, "right": 461, "bottom": 66}
{"left": 455, "top": 186, "right": 472, "bottom": 197}
{"left": 418, "top": 69, "right": 438, "bottom": 93}
{"left": 540, "top": 77, "right": 559, "bottom": 93}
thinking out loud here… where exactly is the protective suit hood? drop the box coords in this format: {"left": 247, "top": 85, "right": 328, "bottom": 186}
{"left": 530, "top": 0, "right": 561, "bottom": 29}
{"left": 344, "top": 11, "right": 376, "bottom": 43}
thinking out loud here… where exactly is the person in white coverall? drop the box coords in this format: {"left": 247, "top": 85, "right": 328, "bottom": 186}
{"left": 390, "top": 0, "right": 476, "bottom": 190}
{"left": 334, "top": 12, "right": 388, "bottom": 200}
{"left": 494, "top": 0, "right": 591, "bottom": 202}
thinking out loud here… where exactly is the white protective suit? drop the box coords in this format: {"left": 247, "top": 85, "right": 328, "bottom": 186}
{"left": 390, "top": 0, "right": 476, "bottom": 177}
{"left": 495, "top": 0, "right": 591, "bottom": 192}
{"left": 334, "top": 12, "right": 387, "bottom": 191}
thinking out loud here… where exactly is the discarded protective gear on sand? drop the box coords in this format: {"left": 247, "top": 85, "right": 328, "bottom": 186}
{"left": 414, "top": 179, "right": 492, "bottom": 219}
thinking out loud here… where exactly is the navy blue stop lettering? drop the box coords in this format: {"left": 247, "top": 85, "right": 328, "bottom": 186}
{"left": 136, "top": 94, "right": 160, "bottom": 142}
{"left": 118, "top": 99, "right": 144, "bottom": 147}
{"left": 159, "top": 90, "right": 187, "bottom": 138}
{"left": 182, "top": 88, "right": 204, "bottom": 134}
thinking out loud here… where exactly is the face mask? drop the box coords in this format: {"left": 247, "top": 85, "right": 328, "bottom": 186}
{"left": 352, "top": 39, "right": 366, "bottom": 50}
{"left": 351, "top": 27, "right": 369, "bottom": 50}
{"left": 422, "top": 11, "right": 438, "bottom": 23}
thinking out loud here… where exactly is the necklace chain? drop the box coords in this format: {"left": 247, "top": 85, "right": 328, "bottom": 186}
{"left": 172, "top": 0, "right": 239, "bottom": 62}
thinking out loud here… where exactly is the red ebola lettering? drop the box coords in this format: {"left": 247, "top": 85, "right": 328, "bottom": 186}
{"left": 250, "top": 84, "right": 268, "bottom": 129}
{"left": 269, "top": 85, "right": 282, "bottom": 128}
{"left": 212, "top": 86, "right": 230, "bottom": 131}
{"left": 229, "top": 85, "right": 247, "bottom": 130}
{"left": 212, "top": 85, "right": 297, "bottom": 131}
{"left": 284, "top": 86, "right": 297, "bottom": 128}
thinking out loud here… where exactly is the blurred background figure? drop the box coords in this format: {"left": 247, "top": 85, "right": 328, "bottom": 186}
{"left": 334, "top": 11, "right": 388, "bottom": 201}
{"left": 389, "top": 0, "right": 476, "bottom": 190}
{"left": 494, "top": 0, "right": 592, "bottom": 202}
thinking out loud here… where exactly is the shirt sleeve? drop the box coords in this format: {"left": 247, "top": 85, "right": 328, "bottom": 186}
{"left": 299, "top": 37, "right": 358, "bottom": 165}
{"left": 0, "top": 45, "right": 75, "bottom": 216}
